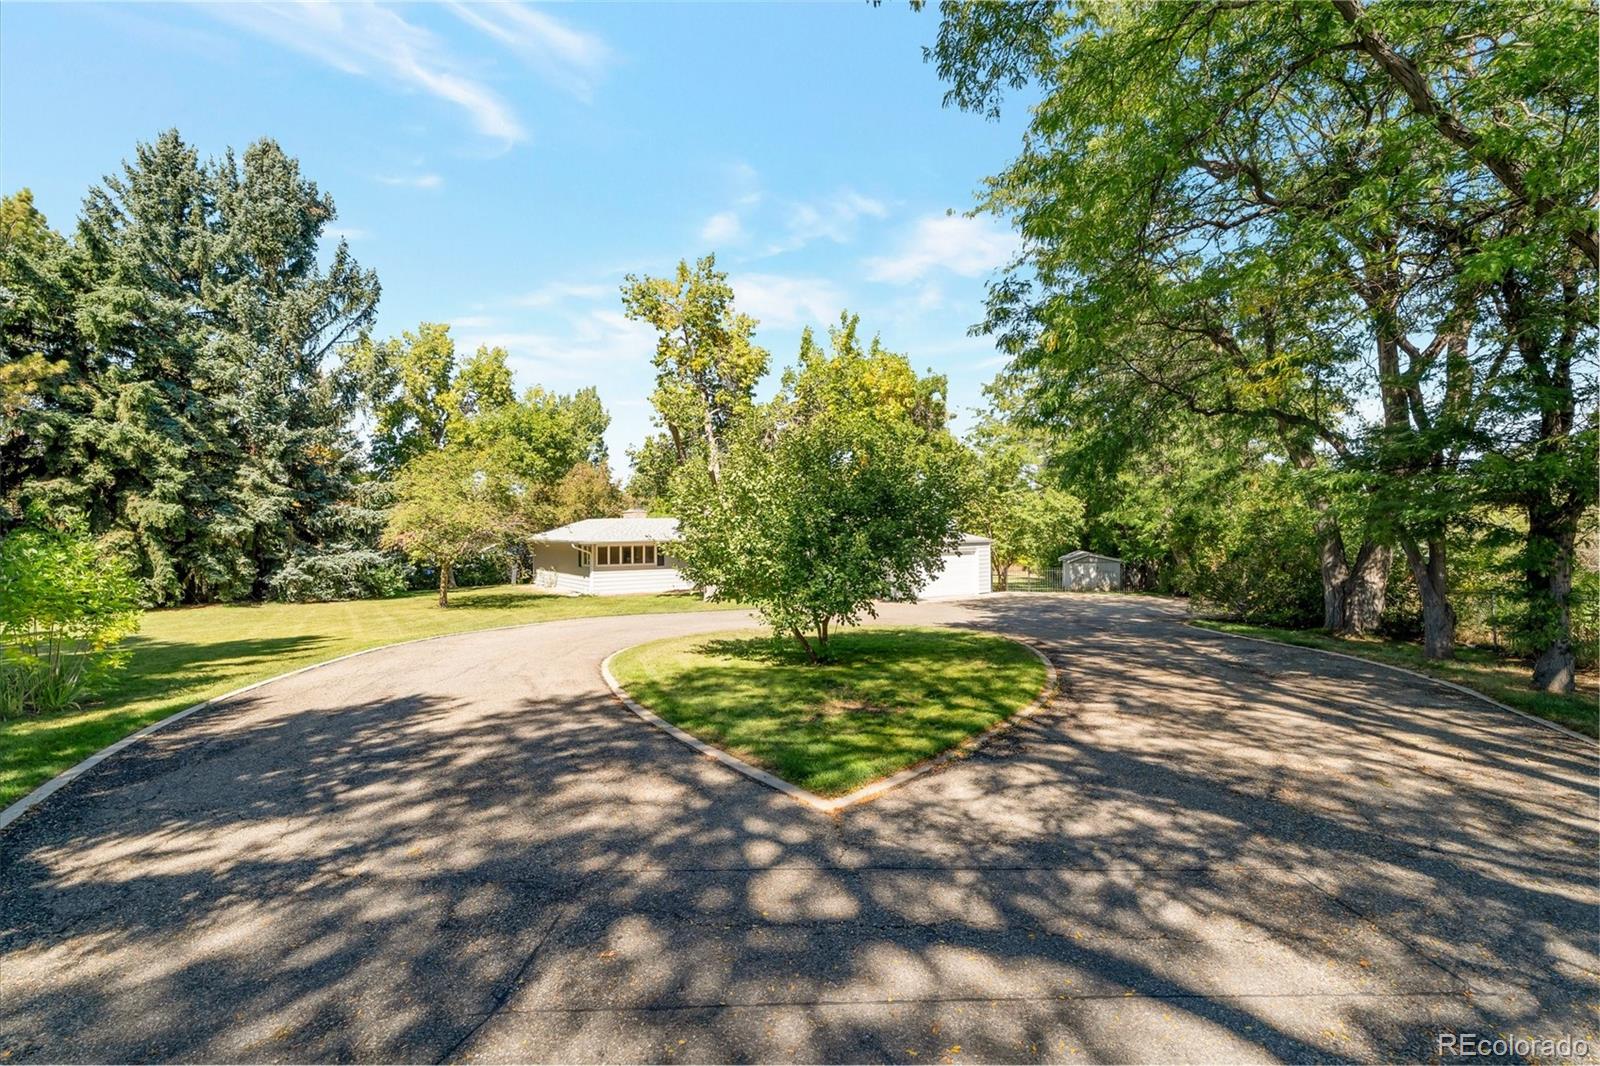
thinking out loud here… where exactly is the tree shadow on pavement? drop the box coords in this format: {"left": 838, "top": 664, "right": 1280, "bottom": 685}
{"left": 0, "top": 595, "right": 1594, "bottom": 1063}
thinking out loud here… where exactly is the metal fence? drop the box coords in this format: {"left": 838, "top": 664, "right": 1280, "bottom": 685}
{"left": 994, "top": 568, "right": 1062, "bottom": 592}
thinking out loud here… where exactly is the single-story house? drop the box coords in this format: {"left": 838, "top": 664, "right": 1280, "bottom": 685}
{"left": 1060, "top": 549, "right": 1123, "bottom": 591}
{"left": 530, "top": 512, "right": 690, "bottom": 596}
{"left": 530, "top": 510, "right": 992, "bottom": 599}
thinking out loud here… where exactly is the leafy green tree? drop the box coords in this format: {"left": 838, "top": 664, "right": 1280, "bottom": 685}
{"left": 672, "top": 329, "right": 962, "bottom": 661}
{"left": 625, "top": 432, "right": 682, "bottom": 509}
{"left": 381, "top": 443, "right": 529, "bottom": 608}
{"left": 0, "top": 513, "right": 141, "bottom": 716}
{"left": 444, "top": 343, "right": 517, "bottom": 424}
{"left": 931, "top": 2, "right": 1595, "bottom": 681}
{"left": 962, "top": 409, "right": 1082, "bottom": 588}
{"left": 347, "top": 323, "right": 464, "bottom": 474}
{"left": 787, "top": 312, "right": 950, "bottom": 434}
{"left": 675, "top": 412, "right": 963, "bottom": 661}
{"left": 621, "top": 254, "right": 769, "bottom": 485}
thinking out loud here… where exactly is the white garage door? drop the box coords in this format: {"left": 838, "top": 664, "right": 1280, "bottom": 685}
{"left": 920, "top": 543, "right": 990, "bottom": 599}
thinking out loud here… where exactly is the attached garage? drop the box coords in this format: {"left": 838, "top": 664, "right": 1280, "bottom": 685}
{"left": 919, "top": 534, "right": 992, "bottom": 599}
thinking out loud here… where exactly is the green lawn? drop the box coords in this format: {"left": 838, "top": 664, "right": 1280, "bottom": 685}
{"left": 609, "top": 626, "right": 1050, "bottom": 796}
{"left": 1, "top": 585, "right": 738, "bottom": 808}
{"left": 1193, "top": 620, "right": 1599, "bottom": 738}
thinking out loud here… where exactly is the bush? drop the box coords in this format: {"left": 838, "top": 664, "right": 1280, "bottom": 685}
{"left": 1181, "top": 472, "right": 1324, "bottom": 628}
{"left": 0, "top": 518, "right": 142, "bottom": 717}
{"left": 1569, "top": 566, "right": 1598, "bottom": 672}
{"left": 267, "top": 547, "right": 412, "bottom": 603}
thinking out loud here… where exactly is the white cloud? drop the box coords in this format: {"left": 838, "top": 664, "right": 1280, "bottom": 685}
{"left": 700, "top": 211, "right": 743, "bottom": 245}
{"left": 444, "top": 2, "right": 612, "bottom": 101}
{"left": 863, "top": 213, "right": 1017, "bottom": 284}
{"left": 766, "top": 188, "right": 888, "bottom": 254}
{"left": 204, "top": 2, "right": 611, "bottom": 149}
{"left": 732, "top": 274, "right": 846, "bottom": 330}
{"left": 377, "top": 172, "right": 444, "bottom": 189}
{"left": 514, "top": 281, "right": 616, "bottom": 308}
{"left": 206, "top": 2, "right": 526, "bottom": 146}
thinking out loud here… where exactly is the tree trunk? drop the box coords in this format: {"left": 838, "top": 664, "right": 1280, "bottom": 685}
{"left": 791, "top": 626, "right": 818, "bottom": 664}
{"left": 1526, "top": 503, "right": 1578, "bottom": 693}
{"left": 1342, "top": 541, "right": 1391, "bottom": 634}
{"left": 995, "top": 564, "right": 1010, "bottom": 591}
{"left": 1401, "top": 537, "right": 1455, "bottom": 659}
{"left": 508, "top": 559, "right": 521, "bottom": 585}
{"left": 1318, "top": 522, "right": 1391, "bottom": 635}
{"left": 702, "top": 407, "right": 721, "bottom": 486}
{"left": 1502, "top": 271, "right": 1587, "bottom": 693}
{"left": 437, "top": 564, "right": 450, "bottom": 608}
{"left": 816, "top": 617, "right": 830, "bottom": 656}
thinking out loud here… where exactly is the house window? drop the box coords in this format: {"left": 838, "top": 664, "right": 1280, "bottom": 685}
{"left": 592, "top": 543, "right": 664, "bottom": 567}
{"left": 578, "top": 546, "right": 590, "bottom": 569}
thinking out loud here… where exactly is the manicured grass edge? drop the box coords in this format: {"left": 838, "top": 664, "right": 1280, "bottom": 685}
{"left": 1189, "top": 620, "right": 1597, "bottom": 745}
{"left": 0, "top": 613, "right": 664, "bottom": 833}
{"left": 600, "top": 630, "right": 1059, "bottom": 814}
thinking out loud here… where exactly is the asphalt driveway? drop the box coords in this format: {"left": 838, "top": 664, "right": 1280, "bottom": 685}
{"left": 1, "top": 595, "right": 1594, "bottom": 1063}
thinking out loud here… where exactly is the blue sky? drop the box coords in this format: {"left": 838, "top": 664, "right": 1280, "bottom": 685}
{"left": 1, "top": 2, "right": 1029, "bottom": 469}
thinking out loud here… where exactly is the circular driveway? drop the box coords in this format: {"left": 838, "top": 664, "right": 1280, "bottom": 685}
{"left": 1, "top": 595, "right": 1594, "bottom": 1063}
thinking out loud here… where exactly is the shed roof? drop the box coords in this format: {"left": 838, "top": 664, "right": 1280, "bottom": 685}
{"left": 531, "top": 516, "right": 680, "bottom": 544}
{"left": 1060, "top": 549, "right": 1122, "bottom": 564}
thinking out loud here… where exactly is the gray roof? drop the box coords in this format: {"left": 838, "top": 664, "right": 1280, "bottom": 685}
{"left": 532, "top": 516, "right": 989, "bottom": 548}
{"left": 1061, "top": 549, "right": 1121, "bottom": 564}
{"left": 532, "top": 516, "right": 680, "bottom": 544}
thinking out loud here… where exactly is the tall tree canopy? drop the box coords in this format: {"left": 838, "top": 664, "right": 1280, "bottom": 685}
{"left": 621, "top": 254, "right": 770, "bottom": 487}
{"left": 932, "top": 0, "right": 1596, "bottom": 689}
{"left": 345, "top": 323, "right": 524, "bottom": 475}
{"left": 3, "top": 131, "right": 380, "bottom": 603}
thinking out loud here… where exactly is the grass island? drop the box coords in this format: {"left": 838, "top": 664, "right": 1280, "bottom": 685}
{"left": 608, "top": 625, "right": 1051, "bottom": 797}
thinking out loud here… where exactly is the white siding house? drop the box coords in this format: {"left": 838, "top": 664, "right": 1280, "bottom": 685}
{"left": 531, "top": 511, "right": 992, "bottom": 599}
{"left": 1060, "top": 550, "right": 1124, "bottom": 591}
{"left": 531, "top": 512, "right": 692, "bottom": 596}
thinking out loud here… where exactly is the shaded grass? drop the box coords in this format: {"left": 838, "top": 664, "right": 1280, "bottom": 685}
{"left": 1193, "top": 620, "right": 1598, "bottom": 738}
{"left": 1, "top": 585, "right": 737, "bottom": 808}
{"left": 610, "top": 626, "right": 1049, "bottom": 796}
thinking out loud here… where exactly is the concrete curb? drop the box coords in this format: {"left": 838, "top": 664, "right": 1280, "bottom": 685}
{"left": 0, "top": 608, "right": 753, "bottom": 834}
{"left": 600, "top": 630, "right": 1059, "bottom": 814}
{"left": 1188, "top": 622, "right": 1596, "bottom": 746}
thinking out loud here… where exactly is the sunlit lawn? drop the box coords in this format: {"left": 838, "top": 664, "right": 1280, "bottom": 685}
{"left": 1, "top": 585, "right": 738, "bottom": 808}
{"left": 609, "top": 626, "right": 1050, "bottom": 796}
{"left": 1193, "top": 620, "right": 1599, "bottom": 738}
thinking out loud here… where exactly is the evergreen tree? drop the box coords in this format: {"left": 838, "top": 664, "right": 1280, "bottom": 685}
{"left": 6, "top": 130, "right": 379, "bottom": 603}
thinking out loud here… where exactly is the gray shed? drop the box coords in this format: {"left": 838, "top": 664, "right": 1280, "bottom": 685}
{"left": 1060, "top": 550, "right": 1123, "bottom": 591}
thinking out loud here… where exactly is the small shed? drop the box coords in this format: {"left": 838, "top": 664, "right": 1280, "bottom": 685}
{"left": 1060, "top": 550, "right": 1123, "bottom": 591}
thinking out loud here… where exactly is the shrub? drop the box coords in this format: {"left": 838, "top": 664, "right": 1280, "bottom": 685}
{"left": 1568, "top": 566, "right": 1598, "bottom": 672}
{"left": 1182, "top": 471, "right": 1324, "bottom": 628}
{"left": 266, "top": 547, "right": 412, "bottom": 603}
{"left": 0, "top": 518, "right": 142, "bottom": 717}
